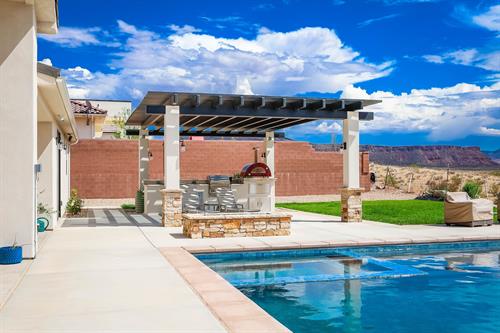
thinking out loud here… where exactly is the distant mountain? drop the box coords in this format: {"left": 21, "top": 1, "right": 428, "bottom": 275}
{"left": 311, "top": 144, "right": 500, "bottom": 169}
{"left": 483, "top": 149, "right": 500, "bottom": 164}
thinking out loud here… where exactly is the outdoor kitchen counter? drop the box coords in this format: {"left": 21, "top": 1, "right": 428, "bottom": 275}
{"left": 182, "top": 212, "right": 292, "bottom": 239}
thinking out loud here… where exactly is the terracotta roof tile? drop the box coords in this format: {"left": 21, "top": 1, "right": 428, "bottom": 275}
{"left": 70, "top": 100, "right": 107, "bottom": 115}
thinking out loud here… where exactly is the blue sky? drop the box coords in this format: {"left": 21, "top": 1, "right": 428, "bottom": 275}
{"left": 38, "top": 0, "right": 499, "bottom": 150}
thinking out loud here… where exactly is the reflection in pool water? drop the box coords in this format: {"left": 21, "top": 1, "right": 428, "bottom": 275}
{"left": 200, "top": 243, "right": 500, "bottom": 333}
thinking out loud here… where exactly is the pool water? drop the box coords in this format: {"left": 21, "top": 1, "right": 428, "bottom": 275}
{"left": 198, "top": 242, "right": 500, "bottom": 333}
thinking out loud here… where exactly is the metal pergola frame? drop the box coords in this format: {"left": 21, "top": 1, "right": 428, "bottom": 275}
{"left": 125, "top": 91, "right": 381, "bottom": 226}
{"left": 125, "top": 92, "right": 379, "bottom": 136}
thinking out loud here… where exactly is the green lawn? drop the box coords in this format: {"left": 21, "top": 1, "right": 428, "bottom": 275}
{"left": 278, "top": 200, "right": 498, "bottom": 225}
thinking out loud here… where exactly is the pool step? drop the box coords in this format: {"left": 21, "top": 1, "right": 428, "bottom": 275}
{"left": 226, "top": 249, "right": 426, "bottom": 287}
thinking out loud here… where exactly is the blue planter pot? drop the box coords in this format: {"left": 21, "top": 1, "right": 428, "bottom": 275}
{"left": 0, "top": 246, "right": 23, "bottom": 265}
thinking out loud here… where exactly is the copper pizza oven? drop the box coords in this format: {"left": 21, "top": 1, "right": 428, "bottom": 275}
{"left": 240, "top": 148, "right": 272, "bottom": 178}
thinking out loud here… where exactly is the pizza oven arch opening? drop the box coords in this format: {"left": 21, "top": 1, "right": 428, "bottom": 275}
{"left": 240, "top": 147, "right": 272, "bottom": 178}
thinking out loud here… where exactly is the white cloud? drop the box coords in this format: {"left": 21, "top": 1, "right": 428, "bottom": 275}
{"left": 62, "top": 66, "right": 120, "bottom": 99}
{"left": 358, "top": 14, "right": 399, "bottom": 28}
{"left": 479, "top": 126, "right": 500, "bottom": 135}
{"left": 473, "top": 5, "right": 500, "bottom": 33}
{"left": 168, "top": 24, "right": 201, "bottom": 35}
{"left": 288, "top": 82, "right": 500, "bottom": 141}
{"left": 445, "top": 49, "right": 478, "bottom": 66}
{"left": 65, "top": 66, "right": 94, "bottom": 80}
{"left": 234, "top": 77, "right": 254, "bottom": 95}
{"left": 117, "top": 20, "right": 138, "bottom": 34}
{"left": 38, "top": 27, "right": 102, "bottom": 47}
{"left": 423, "top": 48, "right": 500, "bottom": 72}
{"left": 422, "top": 55, "right": 443, "bottom": 64}
{"left": 316, "top": 121, "right": 342, "bottom": 133}
{"left": 130, "top": 88, "right": 144, "bottom": 99}
{"left": 342, "top": 82, "right": 500, "bottom": 140}
{"left": 64, "top": 21, "right": 393, "bottom": 98}
{"left": 40, "top": 58, "right": 53, "bottom": 66}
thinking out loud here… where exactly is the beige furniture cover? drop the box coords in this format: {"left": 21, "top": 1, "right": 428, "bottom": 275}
{"left": 444, "top": 192, "right": 493, "bottom": 225}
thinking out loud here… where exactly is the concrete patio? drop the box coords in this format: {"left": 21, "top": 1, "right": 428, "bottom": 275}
{"left": 1, "top": 208, "right": 499, "bottom": 332}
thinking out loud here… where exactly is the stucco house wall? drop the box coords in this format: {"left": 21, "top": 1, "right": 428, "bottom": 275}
{"left": 0, "top": 1, "right": 39, "bottom": 257}
{"left": 0, "top": 0, "right": 76, "bottom": 258}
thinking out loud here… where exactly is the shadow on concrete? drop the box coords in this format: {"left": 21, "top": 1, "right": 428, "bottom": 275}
{"left": 292, "top": 219, "right": 343, "bottom": 223}
{"left": 62, "top": 208, "right": 162, "bottom": 228}
{"left": 170, "top": 233, "right": 189, "bottom": 239}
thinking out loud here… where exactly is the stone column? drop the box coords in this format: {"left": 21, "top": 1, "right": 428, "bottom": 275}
{"left": 341, "top": 188, "right": 363, "bottom": 222}
{"left": 161, "top": 189, "right": 182, "bottom": 227}
{"left": 161, "top": 106, "right": 182, "bottom": 227}
{"left": 341, "top": 111, "right": 362, "bottom": 222}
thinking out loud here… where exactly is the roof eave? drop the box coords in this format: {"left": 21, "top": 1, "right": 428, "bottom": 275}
{"left": 35, "top": 0, "right": 59, "bottom": 34}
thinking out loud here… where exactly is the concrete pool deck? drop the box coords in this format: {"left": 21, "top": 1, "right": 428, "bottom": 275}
{"left": 1, "top": 208, "right": 499, "bottom": 332}
{"left": 141, "top": 208, "right": 500, "bottom": 252}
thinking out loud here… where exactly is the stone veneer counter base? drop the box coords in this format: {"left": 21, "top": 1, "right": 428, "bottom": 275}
{"left": 183, "top": 213, "right": 292, "bottom": 239}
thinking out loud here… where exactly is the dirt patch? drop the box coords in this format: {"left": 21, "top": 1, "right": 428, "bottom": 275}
{"left": 371, "top": 164, "right": 500, "bottom": 201}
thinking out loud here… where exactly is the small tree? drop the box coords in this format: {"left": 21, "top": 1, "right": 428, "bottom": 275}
{"left": 66, "top": 189, "right": 82, "bottom": 215}
{"left": 462, "top": 181, "right": 482, "bottom": 199}
{"left": 112, "top": 109, "right": 134, "bottom": 139}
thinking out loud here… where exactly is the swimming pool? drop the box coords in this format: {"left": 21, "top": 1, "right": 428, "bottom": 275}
{"left": 197, "top": 241, "right": 500, "bottom": 333}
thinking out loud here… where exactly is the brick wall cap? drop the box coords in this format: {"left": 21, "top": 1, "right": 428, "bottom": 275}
{"left": 160, "top": 189, "right": 183, "bottom": 194}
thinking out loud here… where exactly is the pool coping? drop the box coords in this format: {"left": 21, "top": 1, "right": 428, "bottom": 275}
{"left": 159, "top": 247, "right": 291, "bottom": 333}
{"left": 182, "top": 235, "right": 500, "bottom": 254}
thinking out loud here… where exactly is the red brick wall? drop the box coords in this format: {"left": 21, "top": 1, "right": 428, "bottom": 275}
{"left": 71, "top": 139, "right": 370, "bottom": 198}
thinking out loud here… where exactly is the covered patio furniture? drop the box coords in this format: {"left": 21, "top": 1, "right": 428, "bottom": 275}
{"left": 216, "top": 188, "right": 244, "bottom": 212}
{"left": 444, "top": 192, "right": 494, "bottom": 227}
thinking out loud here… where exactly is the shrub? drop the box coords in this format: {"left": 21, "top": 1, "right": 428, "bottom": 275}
{"left": 66, "top": 189, "right": 82, "bottom": 215}
{"left": 489, "top": 183, "right": 499, "bottom": 203}
{"left": 462, "top": 182, "right": 482, "bottom": 199}
{"left": 384, "top": 173, "right": 399, "bottom": 188}
{"left": 448, "top": 175, "right": 462, "bottom": 192}
{"left": 427, "top": 179, "right": 447, "bottom": 191}
{"left": 121, "top": 203, "right": 135, "bottom": 210}
{"left": 37, "top": 202, "right": 55, "bottom": 217}
{"left": 489, "top": 170, "right": 500, "bottom": 177}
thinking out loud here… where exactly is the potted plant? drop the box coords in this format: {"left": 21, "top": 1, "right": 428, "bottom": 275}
{"left": 37, "top": 202, "right": 55, "bottom": 232}
{"left": 0, "top": 238, "right": 23, "bottom": 265}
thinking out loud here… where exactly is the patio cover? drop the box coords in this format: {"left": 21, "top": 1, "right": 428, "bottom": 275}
{"left": 125, "top": 91, "right": 382, "bottom": 224}
{"left": 125, "top": 92, "right": 380, "bottom": 136}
